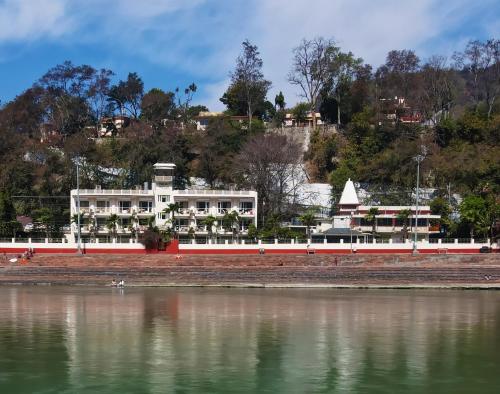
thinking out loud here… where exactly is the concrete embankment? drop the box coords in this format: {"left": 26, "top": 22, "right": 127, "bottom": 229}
{"left": 0, "top": 253, "right": 499, "bottom": 288}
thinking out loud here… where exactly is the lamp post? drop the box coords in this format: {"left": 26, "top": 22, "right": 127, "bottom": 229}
{"left": 413, "top": 153, "right": 425, "bottom": 255}
{"left": 350, "top": 211, "right": 354, "bottom": 253}
{"left": 76, "top": 158, "right": 82, "bottom": 255}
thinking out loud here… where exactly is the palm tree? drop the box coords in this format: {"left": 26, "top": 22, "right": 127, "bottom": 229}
{"left": 71, "top": 212, "right": 85, "bottom": 230}
{"left": 163, "top": 202, "right": 180, "bottom": 238}
{"left": 299, "top": 210, "right": 316, "bottom": 239}
{"left": 106, "top": 214, "right": 119, "bottom": 240}
{"left": 397, "top": 209, "right": 411, "bottom": 241}
{"left": 203, "top": 215, "right": 217, "bottom": 242}
{"left": 222, "top": 211, "right": 240, "bottom": 242}
{"left": 365, "top": 207, "right": 379, "bottom": 235}
{"left": 128, "top": 211, "right": 139, "bottom": 240}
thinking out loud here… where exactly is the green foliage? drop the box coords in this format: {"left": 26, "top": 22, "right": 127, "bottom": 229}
{"left": 459, "top": 195, "right": 499, "bottom": 239}
{"left": 0, "top": 192, "right": 20, "bottom": 237}
{"left": 305, "top": 130, "right": 338, "bottom": 181}
{"left": 139, "top": 229, "right": 160, "bottom": 250}
{"left": 106, "top": 214, "right": 119, "bottom": 236}
{"left": 365, "top": 207, "right": 379, "bottom": 234}
{"left": 299, "top": 209, "right": 317, "bottom": 238}
{"left": 291, "top": 102, "right": 309, "bottom": 125}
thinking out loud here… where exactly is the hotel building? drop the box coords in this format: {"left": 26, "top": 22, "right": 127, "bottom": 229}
{"left": 70, "top": 163, "right": 258, "bottom": 243}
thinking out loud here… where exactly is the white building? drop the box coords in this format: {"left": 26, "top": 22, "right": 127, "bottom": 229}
{"left": 70, "top": 163, "right": 258, "bottom": 243}
{"left": 326, "top": 179, "right": 441, "bottom": 242}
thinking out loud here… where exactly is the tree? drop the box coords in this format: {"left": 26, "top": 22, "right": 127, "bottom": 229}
{"left": 141, "top": 88, "right": 175, "bottom": 129}
{"left": 223, "top": 40, "right": 271, "bottom": 129}
{"left": 203, "top": 215, "right": 217, "bottom": 242}
{"left": 234, "top": 133, "right": 303, "bottom": 223}
{"left": 365, "top": 207, "right": 379, "bottom": 235}
{"left": 175, "top": 83, "right": 198, "bottom": 124}
{"left": 106, "top": 214, "right": 119, "bottom": 239}
{"left": 0, "top": 192, "right": 20, "bottom": 237}
{"left": 376, "top": 49, "right": 420, "bottom": 101}
{"left": 139, "top": 229, "right": 161, "bottom": 251}
{"left": 299, "top": 210, "right": 316, "bottom": 239}
{"left": 322, "top": 50, "right": 363, "bottom": 125}
{"left": 459, "top": 195, "right": 499, "bottom": 240}
{"left": 459, "top": 196, "right": 487, "bottom": 238}
{"left": 292, "top": 102, "right": 309, "bottom": 125}
{"left": 275, "top": 91, "right": 285, "bottom": 110}
{"left": 430, "top": 197, "right": 452, "bottom": 235}
{"left": 33, "top": 207, "right": 55, "bottom": 239}
{"left": 396, "top": 209, "right": 411, "bottom": 240}
{"left": 418, "top": 56, "right": 455, "bottom": 125}
{"left": 454, "top": 39, "right": 500, "bottom": 118}
{"left": 288, "top": 37, "right": 338, "bottom": 128}
{"left": 222, "top": 210, "right": 240, "bottom": 242}
{"left": 163, "top": 203, "right": 181, "bottom": 237}
{"left": 128, "top": 211, "right": 139, "bottom": 240}
{"left": 108, "top": 72, "right": 144, "bottom": 118}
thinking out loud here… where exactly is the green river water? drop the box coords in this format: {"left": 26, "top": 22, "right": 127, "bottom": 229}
{"left": 0, "top": 287, "right": 499, "bottom": 393}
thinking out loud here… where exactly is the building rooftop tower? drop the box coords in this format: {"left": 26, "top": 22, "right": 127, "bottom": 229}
{"left": 338, "top": 179, "right": 360, "bottom": 206}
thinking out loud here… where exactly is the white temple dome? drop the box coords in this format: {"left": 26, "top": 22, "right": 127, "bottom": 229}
{"left": 338, "top": 179, "right": 359, "bottom": 205}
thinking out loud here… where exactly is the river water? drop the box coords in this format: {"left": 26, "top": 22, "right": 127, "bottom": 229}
{"left": 0, "top": 287, "right": 499, "bottom": 393}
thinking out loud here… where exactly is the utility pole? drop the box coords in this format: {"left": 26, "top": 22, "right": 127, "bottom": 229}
{"left": 413, "top": 153, "right": 425, "bottom": 255}
{"left": 76, "top": 159, "right": 82, "bottom": 255}
{"left": 350, "top": 211, "right": 354, "bottom": 254}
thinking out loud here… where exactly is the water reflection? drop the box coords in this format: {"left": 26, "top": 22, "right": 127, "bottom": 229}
{"left": 0, "top": 287, "right": 499, "bottom": 393}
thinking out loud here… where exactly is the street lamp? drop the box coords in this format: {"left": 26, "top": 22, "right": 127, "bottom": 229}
{"left": 413, "top": 153, "right": 425, "bottom": 255}
{"left": 76, "top": 158, "right": 82, "bottom": 255}
{"left": 350, "top": 211, "right": 354, "bottom": 253}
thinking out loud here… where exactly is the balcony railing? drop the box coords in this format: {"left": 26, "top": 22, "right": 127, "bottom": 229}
{"left": 176, "top": 189, "right": 254, "bottom": 196}
{"left": 78, "top": 189, "right": 153, "bottom": 195}
{"left": 155, "top": 176, "right": 173, "bottom": 183}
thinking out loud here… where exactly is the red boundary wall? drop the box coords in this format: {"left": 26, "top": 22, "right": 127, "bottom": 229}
{"left": 1, "top": 240, "right": 497, "bottom": 255}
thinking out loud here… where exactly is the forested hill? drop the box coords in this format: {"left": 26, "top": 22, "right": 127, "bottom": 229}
{"left": 0, "top": 38, "right": 498, "bottom": 239}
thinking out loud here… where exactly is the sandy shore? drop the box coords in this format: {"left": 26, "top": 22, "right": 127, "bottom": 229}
{"left": 0, "top": 253, "right": 498, "bottom": 288}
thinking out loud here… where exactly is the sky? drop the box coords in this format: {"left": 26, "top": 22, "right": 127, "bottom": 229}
{"left": 0, "top": 0, "right": 498, "bottom": 111}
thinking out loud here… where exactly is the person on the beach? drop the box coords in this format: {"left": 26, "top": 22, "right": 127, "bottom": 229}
{"left": 118, "top": 280, "right": 125, "bottom": 287}
{"left": 111, "top": 279, "right": 117, "bottom": 287}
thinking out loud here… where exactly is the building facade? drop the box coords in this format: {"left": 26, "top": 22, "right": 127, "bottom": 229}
{"left": 70, "top": 163, "right": 258, "bottom": 243}
{"left": 326, "top": 179, "right": 441, "bottom": 242}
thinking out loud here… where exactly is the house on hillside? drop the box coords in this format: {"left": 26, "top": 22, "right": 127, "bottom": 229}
{"left": 379, "top": 97, "right": 421, "bottom": 125}
{"left": 194, "top": 112, "right": 247, "bottom": 131}
{"left": 283, "top": 112, "right": 323, "bottom": 127}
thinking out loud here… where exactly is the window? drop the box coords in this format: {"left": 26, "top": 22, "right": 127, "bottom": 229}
{"left": 79, "top": 200, "right": 89, "bottom": 208}
{"left": 157, "top": 212, "right": 167, "bottom": 220}
{"left": 97, "top": 200, "right": 109, "bottom": 209}
{"left": 218, "top": 201, "right": 231, "bottom": 213}
{"left": 119, "top": 201, "right": 131, "bottom": 212}
{"left": 157, "top": 195, "right": 170, "bottom": 203}
{"left": 176, "top": 201, "right": 188, "bottom": 209}
{"left": 239, "top": 201, "right": 253, "bottom": 213}
{"left": 96, "top": 218, "right": 106, "bottom": 229}
{"left": 377, "top": 218, "right": 392, "bottom": 226}
{"left": 196, "top": 201, "right": 209, "bottom": 212}
{"left": 139, "top": 201, "right": 153, "bottom": 212}
{"left": 120, "top": 218, "right": 131, "bottom": 227}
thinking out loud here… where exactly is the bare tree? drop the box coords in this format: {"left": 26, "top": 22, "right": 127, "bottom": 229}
{"left": 288, "top": 37, "right": 337, "bottom": 128}
{"left": 454, "top": 39, "right": 500, "bottom": 118}
{"left": 234, "top": 133, "right": 303, "bottom": 223}
{"left": 418, "top": 56, "right": 455, "bottom": 124}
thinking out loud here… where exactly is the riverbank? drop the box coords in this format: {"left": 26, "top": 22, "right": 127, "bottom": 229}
{"left": 0, "top": 253, "right": 499, "bottom": 288}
